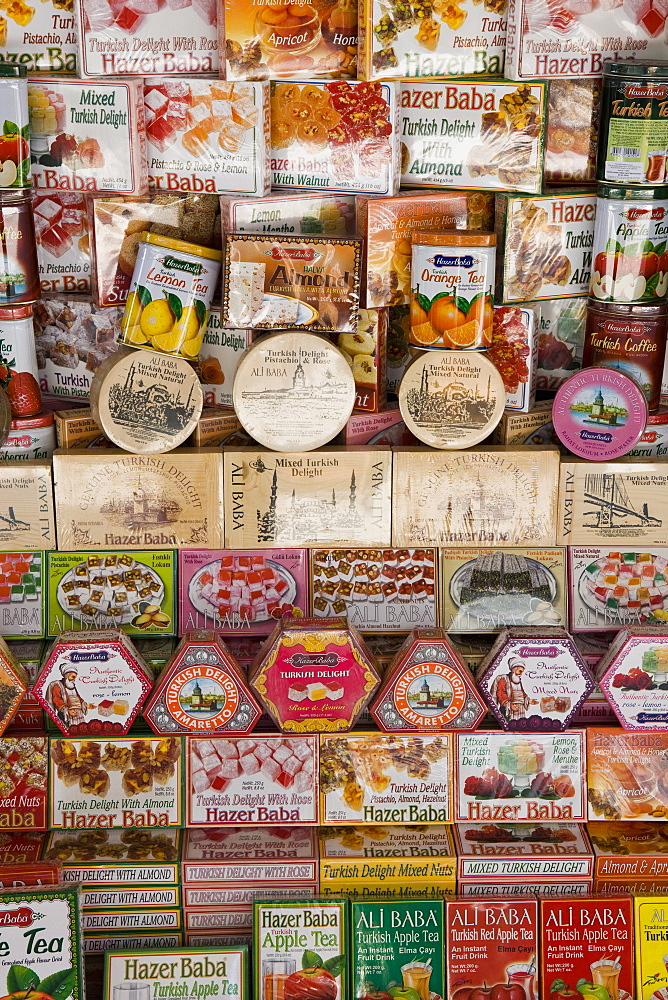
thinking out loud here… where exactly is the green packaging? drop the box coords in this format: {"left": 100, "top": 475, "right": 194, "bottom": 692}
{"left": 254, "top": 899, "right": 348, "bottom": 1000}
{"left": 351, "top": 901, "right": 445, "bottom": 1000}
{"left": 105, "top": 946, "right": 248, "bottom": 1000}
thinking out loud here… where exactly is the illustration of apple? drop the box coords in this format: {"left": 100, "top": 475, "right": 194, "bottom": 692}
{"left": 0, "top": 131, "right": 29, "bottom": 186}
{"left": 466, "top": 985, "right": 493, "bottom": 1000}
{"left": 285, "top": 968, "right": 338, "bottom": 1000}
{"left": 577, "top": 985, "right": 608, "bottom": 1000}
{"left": 549, "top": 979, "right": 578, "bottom": 1000}
{"left": 389, "top": 988, "right": 421, "bottom": 1000}
{"left": 490, "top": 984, "right": 525, "bottom": 1000}
{"left": 359, "top": 991, "right": 392, "bottom": 1000}
{"left": 638, "top": 251, "right": 659, "bottom": 279}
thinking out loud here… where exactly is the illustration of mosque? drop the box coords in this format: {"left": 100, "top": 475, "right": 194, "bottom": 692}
{"left": 100, "top": 474, "right": 181, "bottom": 529}
{"left": 405, "top": 367, "right": 497, "bottom": 428}
{"left": 256, "top": 467, "right": 363, "bottom": 543}
{"left": 107, "top": 359, "right": 198, "bottom": 435}
{"left": 241, "top": 349, "right": 349, "bottom": 402}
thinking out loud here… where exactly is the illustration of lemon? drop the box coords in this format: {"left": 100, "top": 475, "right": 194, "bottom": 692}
{"left": 123, "top": 324, "right": 148, "bottom": 345}
{"left": 140, "top": 299, "right": 174, "bottom": 339}
{"left": 123, "top": 290, "right": 142, "bottom": 331}
{"left": 152, "top": 330, "right": 185, "bottom": 353}
{"left": 173, "top": 305, "right": 199, "bottom": 343}
{"left": 180, "top": 336, "right": 202, "bottom": 358}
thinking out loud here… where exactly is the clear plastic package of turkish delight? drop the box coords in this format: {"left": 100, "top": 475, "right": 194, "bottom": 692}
{"left": 144, "top": 80, "right": 270, "bottom": 196}
{"left": 33, "top": 294, "right": 123, "bottom": 401}
{"left": 88, "top": 192, "right": 221, "bottom": 308}
{"left": 34, "top": 192, "right": 90, "bottom": 295}
{"left": 75, "top": 0, "right": 218, "bottom": 76}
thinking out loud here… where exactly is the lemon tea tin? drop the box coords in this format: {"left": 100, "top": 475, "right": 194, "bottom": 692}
{"left": 119, "top": 233, "right": 222, "bottom": 362}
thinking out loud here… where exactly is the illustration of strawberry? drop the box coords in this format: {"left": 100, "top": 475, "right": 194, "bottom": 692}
{"left": 7, "top": 370, "right": 42, "bottom": 417}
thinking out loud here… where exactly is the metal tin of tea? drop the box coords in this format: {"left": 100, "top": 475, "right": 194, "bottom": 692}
{"left": 0, "top": 191, "right": 39, "bottom": 305}
{"left": 120, "top": 232, "right": 222, "bottom": 362}
{"left": 591, "top": 184, "right": 668, "bottom": 304}
{"left": 0, "top": 410, "right": 56, "bottom": 461}
{"left": 0, "top": 304, "right": 43, "bottom": 417}
{"left": 553, "top": 365, "right": 648, "bottom": 461}
{"left": 584, "top": 297, "right": 668, "bottom": 411}
{"left": 0, "top": 66, "right": 30, "bottom": 190}
{"left": 410, "top": 232, "right": 495, "bottom": 351}
{"left": 598, "top": 61, "right": 668, "bottom": 186}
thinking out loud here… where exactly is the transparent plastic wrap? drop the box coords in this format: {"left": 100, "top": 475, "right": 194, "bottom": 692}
{"left": 74, "top": 0, "right": 218, "bottom": 76}
{"left": 505, "top": 0, "right": 668, "bottom": 78}
{"left": 28, "top": 78, "right": 147, "bottom": 195}
{"left": 495, "top": 190, "right": 596, "bottom": 303}
{"left": 356, "top": 190, "right": 495, "bottom": 308}
{"left": 587, "top": 726, "right": 668, "bottom": 820}
{"left": 534, "top": 296, "right": 587, "bottom": 391}
{"left": 220, "top": 191, "right": 357, "bottom": 236}
{"left": 0, "top": 1, "right": 77, "bottom": 73}
{"left": 34, "top": 192, "right": 90, "bottom": 294}
{"left": 224, "top": 0, "right": 358, "bottom": 80}
{"left": 144, "top": 80, "right": 270, "bottom": 197}
{"left": 222, "top": 233, "right": 362, "bottom": 333}
{"left": 359, "top": 0, "right": 506, "bottom": 80}
{"left": 399, "top": 80, "right": 546, "bottom": 194}
{"left": 270, "top": 80, "right": 401, "bottom": 195}
{"left": 33, "top": 294, "right": 123, "bottom": 401}
{"left": 333, "top": 306, "right": 387, "bottom": 412}
{"left": 88, "top": 193, "right": 221, "bottom": 308}
{"left": 544, "top": 78, "right": 599, "bottom": 185}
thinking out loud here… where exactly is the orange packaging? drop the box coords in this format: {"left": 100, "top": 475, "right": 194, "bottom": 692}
{"left": 356, "top": 192, "right": 495, "bottom": 308}
{"left": 587, "top": 728, "right": 668, "bottom": 822}
{"left": 222, "top": 233, "right": 362, "bottom": 333}
{"left": 410, "top": 232, "right": 495, "bottom": 350}
{"left": 224, "top": 0, "right": 358, "bottom": 80}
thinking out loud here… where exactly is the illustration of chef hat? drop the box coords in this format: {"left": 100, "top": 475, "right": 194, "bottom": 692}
{"left": 61, "top": 663, "right": 78, "bottom": 678}
{"left": 508, "top": 656, "right": 524, "bottom": 670}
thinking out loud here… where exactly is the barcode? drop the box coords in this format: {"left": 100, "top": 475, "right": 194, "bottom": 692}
{"left": 610, "top": 146, "right": 640, "bottom": 157}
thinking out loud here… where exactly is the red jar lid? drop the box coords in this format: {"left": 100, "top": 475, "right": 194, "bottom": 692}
{"left": 0, "top": 305, "right": 33, "bottom": 320}
{"left": 9, "top": 411, "right": 54, "bottom": 430}
{"left": 646, "top": 404, "right": 668, "bottom": 425}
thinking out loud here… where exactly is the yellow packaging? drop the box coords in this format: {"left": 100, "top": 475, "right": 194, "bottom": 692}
{"left": 635, "top": 894, "right": 668, "bottom": 1000}
{"left": 319, "top": 824, "right": 457, "bottom": 899}
{"left": 119, "top": 234, "right": 222, "bottom": 361}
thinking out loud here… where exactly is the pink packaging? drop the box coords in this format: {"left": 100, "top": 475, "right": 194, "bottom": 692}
{"left": 341, "top": 409, "right": 417, "bottom": 446}
{"left": 34, "top": 193, "right": 90, "bottom": 295}
{"left": 490, "top": 306, "right": 538, "bottom": 413}
{"left": 75, "top": 0, "right": 218, "bottom": 76}
{"left": 186, "top": 734, "right": 319, "bottom": 826}
{"left": 28, "top": 78, "right": 147, "bottom": 195}
{"left": 179, "top": 549, "right": 309, "bottom": 635}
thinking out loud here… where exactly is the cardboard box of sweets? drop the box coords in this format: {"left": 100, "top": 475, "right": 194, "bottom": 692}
{"left": 0, "top": 737, "right": 48, "bottom": 831}
{"left": 399, "top": 81, "right": 546, "bottom": 196}
{"left": 53, "top": 449, "right": 224, "bottom": 550}
{"left": 0, "top": 462, "right": 55, "bottom": 550}
{"left": 455, "top": 730, "right": 588, "bottom": 823}
{"left": 320, "top": 731, "right": 453, "bottom": 825}
{"left": 28, "top": 78, "right": 148, "bottom": 195}
{"left": 0, "top": 831, "right": 59, "bottom": 890}
{"left": 310, "top": 547, "right": 437, "bottom": 632}
{"left": 85, "top": 931, "right": 184, "bottom": 954}
{"left": 353, "top": 900, "right": 445, "bottom": 1000}
{"left": 221, "top": 194, "right": 357, "bottom": 237}
{"left": 179, "top": 548, "right": 309, "bottom": 635}
{"left": 47, "top": 549, "right": 176, "bottom": 636}
{"left": 453, "top": 822, "right": 595, "bottom": 896}
{"left": 223, "top": 448, "right": 392, "bottom": 549}
{"left": 49, "top": 735, "right": 184, "bottom": 830}
{"left": 186, "top": 734, "right": 319, "bottom": 827}
{"left": 392, "top": 447, "right": 560, "bottom": 548}
{"left": 319, "top": 824, "right": 457, "bottom": 899}
{"left": 80, "top": 906, "right": 182, "bottom": 935}
{"left": 269, "top": 81, "right": 401, "bottom": 197}
{"left": 495, "top": 190, "right": 595, "bottom": 304}
{"left": 569, "top": 546, "right": 668, "bottom": 631}
{"left": 144, "top": 80, "right": 270, "bottom": 197}
{"left": 181, "top": 827, "right": 318, "bottom": 903}
{"left": 558, "top": 461, "right": 668, "bottom": 547}
{"left": 0, "top": 552, "right": 44, "bottom": 638}
{"left": 43, "top": 828, "right": 182, "bottom": 910}
{"left": 588, "top": 822, "right": 668, "bottom": 894}
{"left": 197, "top": 315, "right": 251, "bottom": 410}
{"left": 34, "top": 192, "right": 91, "bottom": 295}
{"left": 587, "top": 728, "right": 668, "bottom": 822}
{"left": 440, "top": 546, "right": 566, "bottom": 633}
